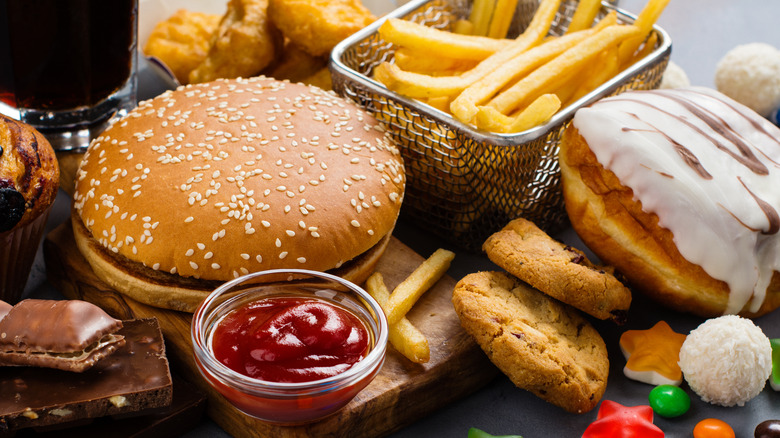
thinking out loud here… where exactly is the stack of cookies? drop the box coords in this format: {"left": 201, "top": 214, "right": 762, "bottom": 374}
{"left": 452, "top": 218, "right": 631, "bottom": 413}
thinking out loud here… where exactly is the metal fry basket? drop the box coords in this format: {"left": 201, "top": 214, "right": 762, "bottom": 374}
{"left": 330, "top": 0, "right": 671, "bottom": 251}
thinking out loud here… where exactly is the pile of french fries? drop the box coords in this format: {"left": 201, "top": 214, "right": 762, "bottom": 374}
{"left": 366, "top": 248, "right": 456, "bottom": 363}
{"left": 373, "top": 0, "right": 669, "bottom": 133}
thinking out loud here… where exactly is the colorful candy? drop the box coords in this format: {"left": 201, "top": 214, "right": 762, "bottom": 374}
{"left": 756, "top": 420, "right": 780, "bottom": 438}
{"left": 679, "top": 315, "right": 772, "bottom": 407}
{"left": 467, "top": 428, "right": 522, "bottom": 438}
{"left": 582, "top": 400, "right": 664, "bottom": 438}
{"left": 648, "top": 384, "right": 690, "bottom": 418}
{"left": 693, "top": 418, "right": 735, "bottom": 438}
{"left": 620, "top": 321, "right": 687, "bottom": 386}
{"left": 770, "top": 339, "right": 780, "bottom": 391}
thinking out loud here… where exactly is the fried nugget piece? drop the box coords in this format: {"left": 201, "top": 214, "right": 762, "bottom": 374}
{"left": 189, "top": 0, "right": 280, "bottom": 84}
{"left": 301, "top": 67, "right": 333, "bottom": 91}
{"left": 263, "top": 40, "right": 328, "bottom": 84}
{"left": 143, "top": 10, "right": 221, "bottom": 84}
{"left": 268, "top": 0, "right": 375, "bottom": 57}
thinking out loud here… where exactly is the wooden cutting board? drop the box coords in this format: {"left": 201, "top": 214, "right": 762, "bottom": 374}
{"left": 43, "top": 220, "right": 498, "bottom": 438}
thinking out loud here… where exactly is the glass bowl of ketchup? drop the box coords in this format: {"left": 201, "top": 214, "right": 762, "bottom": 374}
{"left": 191, "top": 269, "right": 388, "bottom": 424}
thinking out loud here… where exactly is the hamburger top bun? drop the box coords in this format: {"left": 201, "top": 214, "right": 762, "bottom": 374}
{"left": 0, "top": 114, "right": 60, "bottom": 232}
{"left": 559, "top": 87, "right": 780, "bottom": 317}
{"left": 72, "top": 77, "right": 405, "bottom": 310}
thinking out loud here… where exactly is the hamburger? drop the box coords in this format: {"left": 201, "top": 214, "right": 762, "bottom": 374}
{"left": 72, "top": 77, "right": 405, "bottom": 312}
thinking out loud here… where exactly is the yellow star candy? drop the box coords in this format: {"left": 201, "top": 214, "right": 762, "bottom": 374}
{"left": 620, "top": 321, "right": 687, "bottom": 386}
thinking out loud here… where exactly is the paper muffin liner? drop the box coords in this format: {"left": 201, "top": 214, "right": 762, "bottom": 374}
{"left": 0, "top": 206, "right": 52, "bottom": 304}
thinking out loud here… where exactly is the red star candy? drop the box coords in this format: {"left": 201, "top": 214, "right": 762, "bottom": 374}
{"left": 582, "top": 400, "right": 664, "bottom": 438}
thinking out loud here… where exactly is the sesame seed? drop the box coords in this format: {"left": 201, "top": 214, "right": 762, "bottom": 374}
{"left": 351, "top": 220, "right": 360, "bottom": 227}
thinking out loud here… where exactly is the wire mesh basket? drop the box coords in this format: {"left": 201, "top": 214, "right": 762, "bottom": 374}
{"left": 330, "top": 0, "right": 671, "bottom": 251}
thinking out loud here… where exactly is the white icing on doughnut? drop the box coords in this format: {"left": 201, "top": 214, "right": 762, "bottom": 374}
{"left": 573, "top": 87, "right": 780, "bottom": 314}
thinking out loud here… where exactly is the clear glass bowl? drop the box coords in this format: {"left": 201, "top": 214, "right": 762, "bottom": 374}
{"left": 191, "top": 269, "right": 388, "bottom": 424}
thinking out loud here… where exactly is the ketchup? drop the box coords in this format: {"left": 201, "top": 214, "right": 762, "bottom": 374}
{"left": 211, "top": 296, "right": 371, "bottom": 383}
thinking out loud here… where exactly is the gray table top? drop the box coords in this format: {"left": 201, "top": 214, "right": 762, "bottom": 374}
{"left": 22, "top": 0, "right": 780, "bottom": 436}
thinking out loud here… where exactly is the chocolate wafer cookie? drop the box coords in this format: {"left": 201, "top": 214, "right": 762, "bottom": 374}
{"left": 483, "top": 218, "right": 631, "bottom": 323}
{"left": 452, "top": 271, "right": 609, "bottom": 413}
{"left": 0, "top": 299, "right": 125, "bottom": 372}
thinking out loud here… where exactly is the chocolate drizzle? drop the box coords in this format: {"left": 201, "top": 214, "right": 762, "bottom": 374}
{"left": 620, "top": 117, "right": 712, "bottom": 179}
{"left": 659, "top": 89, "right": 770, "bottom": 175}
{"left": 606, "top": 90, "right": 780, "bottom": 236}
{"left": 605, "top": 89, "right": 775, "bottom": 178}
{"left": 739, "top": 177, "right": 780, "bottom": 235}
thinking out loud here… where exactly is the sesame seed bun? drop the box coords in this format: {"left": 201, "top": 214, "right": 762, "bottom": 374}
{"left": 72, "top": 77, "right": 405, "bottom": 312}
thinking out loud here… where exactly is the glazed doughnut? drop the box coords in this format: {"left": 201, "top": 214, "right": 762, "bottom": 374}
{"left": 559, "top": 87, "right": 780, "bottom": 317}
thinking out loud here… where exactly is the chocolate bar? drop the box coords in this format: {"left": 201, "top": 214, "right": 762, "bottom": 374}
{"left": 0, "top": 318, "right": 173, "bottom": 432}
{"left": 10, "top": 377, "right": 206, "bottom": 438}
{"left": 0, "top": 300, "right": 125, "bottom": 372}
{"left": 0, "top": 301, "right": 10, "bottom": 321}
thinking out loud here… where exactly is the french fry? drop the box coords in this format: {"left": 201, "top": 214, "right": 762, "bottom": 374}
{"left": 366, "top": 273, "right": 430, "bottom": 364}
{"left": 452, "top": 19, "right": 475, "bottom": 35}
{"left": 379, "top": 18, "right": 509, "bottom": 61}
{"left": 450, "top": 11, "right": 617, "bottom": 123}
{"left": 486, "top": 0, "right": 519, "bottom": 39}
{"left": 374, "top": 0, "right": 560, "bottom": 99}
{"left": 617, "top": 0, "right": 670, "bottom": 66}
{"left": 475, "top": 93, "right": 560, "bottom": 133}
{"left": 385, "top": 248, "right": 455, "bottom": 325}
{"left": 487, "top": 24, "right": 641, "bottom": 115}
{"left": 470, "top": 0, "right": 497, "bottom": 36}
{"left": 393, "top": 48, "right": 478, "bottom": 75}
{"left": 373, "top": 63, "right": 467, "bottom": 98}
{"left": 566, "top": 0, "right": 602, "bottom": 33}
{"left": 426, "top": 95, "right": 454, "bottom": 113}
{"left": 450, "top": 27, "right": 597, "bottom": 123}
{"left": 565, "top": 44, "right": 619, "bottom": 106}
{"left": 372, "top": 0, "right": 668, "bottom": 134}
{"left": 622, "top": 30, "right": 658, "bottom": 68}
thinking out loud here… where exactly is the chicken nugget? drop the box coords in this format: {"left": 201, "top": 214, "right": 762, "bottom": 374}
{"left": 189, "top": 0, "right": 281, "bottom": 84}
{"left": 143, "top": 10, "right": 221, "bottom": 84}
{"left": 263, "top": 40, "right": 328, "bottom": 84}
{"left": 268, "top": 0, "right": 375, "bottom": 57}
{"left": 301, "top": 67, "right": 333, "bottom": 91}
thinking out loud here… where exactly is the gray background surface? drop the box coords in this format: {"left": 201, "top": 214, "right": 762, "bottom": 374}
{"left": 23, "top": 0, "right": 780, "bottom": 436}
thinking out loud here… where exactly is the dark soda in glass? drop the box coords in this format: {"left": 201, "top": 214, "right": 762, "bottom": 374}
{"left": 0, "top": 0, "right": 136, "bottom": 112}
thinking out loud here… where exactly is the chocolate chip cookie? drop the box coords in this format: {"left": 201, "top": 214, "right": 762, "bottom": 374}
{"left": 483, "top": 218, "right": 631, "bottom": 323}
{"left": 452, "top": 271, "right": 609, "bottom": 413}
